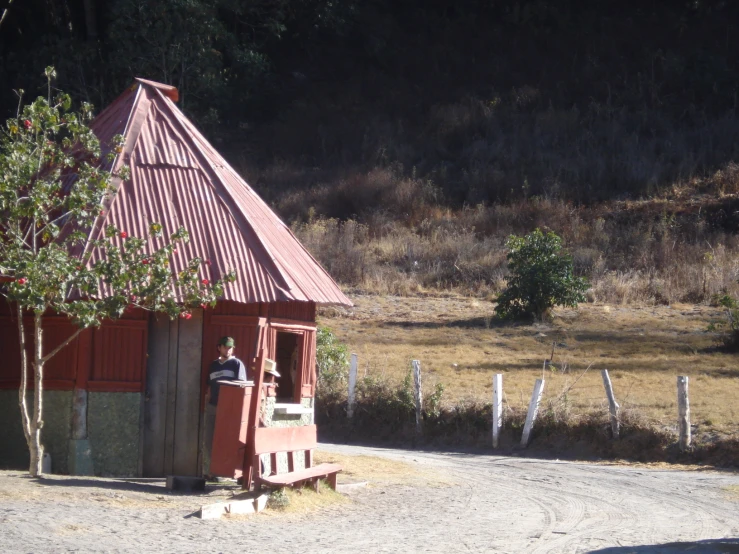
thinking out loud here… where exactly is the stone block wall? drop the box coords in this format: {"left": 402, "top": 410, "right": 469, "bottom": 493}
{"left": 260, "top": 397, "right": 315, "bottom": 475}
{"left": 0, "top": 390, "right": 72, "bottom": 473}
{"left": 0, "top": 390, "right": 141, "bottom": 476}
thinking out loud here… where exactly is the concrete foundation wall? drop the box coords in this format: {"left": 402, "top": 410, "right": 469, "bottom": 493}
{"left": 262, "top": 397, "right": 314, "bottom": 428}
{"left": 0, "top": 390, "right": 141, "bottom": 476}
{"left": 88, "top": 392, "right": 141, "bottom": 477}
{"left": 0, "top": 390, "right": 72, "bottom": 473}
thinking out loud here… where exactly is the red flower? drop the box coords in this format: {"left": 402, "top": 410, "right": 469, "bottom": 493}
{"left": 120, "top": 231, "right": 128, "bottom": 239}
{"left": 141, "top": 259, "right": 149, "bottom": 265}
{"left": 131, "top": 295, "right": 138, "bottom": 302}
{"left": 99, "top": 209, "right": 105, "bottom": 216}
{"left": 172, "top": 248, "right": 177, "bottom": 254}
{"left": 23, "top": 120, "right": 32, "bottom": 129}
{"left": 201, "top": 279, "right": 209, "bottom": 285}
{"left": 17, "top": 278, "right": 27, "bottom": 285}
{"left": 205, "top": 259, "right": 211, "bottom": 266}
{"left": 201, "top": 303, "right": 208, "bottom": 310}
{"left": 180, "top": 312, "right": 192, "bottom": 320}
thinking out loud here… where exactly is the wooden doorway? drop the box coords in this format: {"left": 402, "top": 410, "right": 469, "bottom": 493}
{"left": 142, "top": 311, "right": 203, "bottom": 477}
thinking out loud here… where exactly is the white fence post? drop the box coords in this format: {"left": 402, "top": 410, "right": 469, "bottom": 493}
{"left": 521, "top": 379, "right": 545, "bottom": 447}
{"left": 412, "top": 360, "right": 423, "bottom": 435}
{"left": 492, "top": 374, "right": 503, "bottom": 448}
{"left": 601, "top": 369, "right": 620, "bottom": 439}
{"left": 678, "top": 376, "right": 691, "bottom": 451}
{"left": 347, "top": 353, "right": 358, "bottom": 418}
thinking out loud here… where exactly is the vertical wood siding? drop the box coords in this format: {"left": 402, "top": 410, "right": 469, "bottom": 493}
{"left": 89, "top": 320, "right": 148, "bottom": 391}
{"left": 0, "top": 306, "right": 148, "bottom": 392}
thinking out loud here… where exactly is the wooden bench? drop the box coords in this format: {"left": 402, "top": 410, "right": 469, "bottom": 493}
{"left": 252, "top": 424, "right": 341, "bottom": 492}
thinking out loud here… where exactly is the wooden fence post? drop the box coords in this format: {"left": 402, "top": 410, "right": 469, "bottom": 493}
{"left": 347, "top": 353, "right": 358, "bottom": 418}
{"left": 521, "top": 379, "right": 545, "bottom": 447}
{"left": 677, "top": 376, "right": 691, "bottom": 451}
{"left": 412, "top": 360, "right": 423, "bottom": 435}
{"left": 492, "top": 374, "right": 503, "bottom": 448}
{"left": 601, "top": 369, "right": 620, "bottom": 439}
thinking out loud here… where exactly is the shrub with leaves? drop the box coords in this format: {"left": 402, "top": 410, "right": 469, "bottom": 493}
{"left": 0, "top": 68, "right": 234, "bottom": 476}
{"left": 495, "top": 228, "right": 588, "bottom": 319}
{"left": 316, "top": 326, "right": 350, "bottom": 394}
{"left": 711, "top": 294, "right": 739, "bottom": 350}
{"left": 267, "top": 488, "right": 291, "bottom": 510}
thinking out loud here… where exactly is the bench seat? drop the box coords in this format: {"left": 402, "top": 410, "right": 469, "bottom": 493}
{"left": 257, "top": 462, "right": 342, "bottom": 491}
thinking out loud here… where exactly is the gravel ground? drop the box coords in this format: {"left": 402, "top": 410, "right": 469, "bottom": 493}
{"left": 2, "top": 443, "right": 739, "bottom": 553}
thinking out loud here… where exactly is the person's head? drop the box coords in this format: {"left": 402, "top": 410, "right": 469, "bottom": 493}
{"left": 217, "top": 336, "right": 235, "bottom": 358}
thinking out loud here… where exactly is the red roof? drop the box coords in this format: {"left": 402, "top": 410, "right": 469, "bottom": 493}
{"left": 87, "top": 79, "right": 352, "bottom": 307}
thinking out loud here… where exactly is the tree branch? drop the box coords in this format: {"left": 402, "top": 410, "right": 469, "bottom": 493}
{"left": 41, "top": 325, "right": 85, "bottom": 364}
{"left": 0, "top": 0, "right": 17, "bottom": 30}
{"left": 35, "top": 208, "right": 68, "bottom": 239}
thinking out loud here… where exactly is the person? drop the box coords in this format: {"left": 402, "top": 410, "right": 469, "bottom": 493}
{"left": 290, "top": 344, "right": 299, "bottom": 387}
{"left": 202, "top": 336, "right": 247, "bottom": 479}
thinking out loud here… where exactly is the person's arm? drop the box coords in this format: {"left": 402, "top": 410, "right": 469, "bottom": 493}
{"left": 237, "top": 359, "right": 247, "bottom": 381}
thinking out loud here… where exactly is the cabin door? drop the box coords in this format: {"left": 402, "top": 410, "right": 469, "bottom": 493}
{"left": 142, "top": 310, "right": 204, "bottom": 477}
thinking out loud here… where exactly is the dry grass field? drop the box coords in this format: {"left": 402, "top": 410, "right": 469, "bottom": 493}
{"left": 319, "top": 294, "right": 739, "bottom": 438}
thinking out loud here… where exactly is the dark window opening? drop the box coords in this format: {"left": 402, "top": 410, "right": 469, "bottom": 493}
{"left": 274, "top": 331, "right": 301, "bottom": 402}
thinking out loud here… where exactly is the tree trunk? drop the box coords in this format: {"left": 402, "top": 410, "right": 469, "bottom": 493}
{"left": 17, "top": 304, "right": 32, "bottom": 448}
{"left": 29, "top": 312, "right": 45, "bottom": 477}
{"left": 82, "top": 0, "right": 97, "bottom": 39}
{"left": 17, "top": 306, "right": 84, "bottom": 477}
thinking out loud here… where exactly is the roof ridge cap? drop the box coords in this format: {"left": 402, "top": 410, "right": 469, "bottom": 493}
{"left": 134, "top": 78, "right": 179, "bottom": 102}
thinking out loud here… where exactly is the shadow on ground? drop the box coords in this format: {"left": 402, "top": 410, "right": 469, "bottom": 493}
{"left": 25, "top": 475, "right": 230, "bottom": 496}
{"left": 590, "top": 538, "right": 739, "bottom": 553}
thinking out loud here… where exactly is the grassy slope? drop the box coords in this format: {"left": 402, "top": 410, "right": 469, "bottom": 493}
{"left": 227, "top": 3, "right": 739, "bottom": 303}
{"left": 318, "top": 295, "right": 738, "bottom": 444}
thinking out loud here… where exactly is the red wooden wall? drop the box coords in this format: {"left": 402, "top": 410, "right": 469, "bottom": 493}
{"left": 200, "top": 300, "right": 318, "bottom": 405}
{"left": 0, "top": 303, "right": 148, "bottom": 392}
{"left": 0, "top": 300, "right": 318, "bottom": 397}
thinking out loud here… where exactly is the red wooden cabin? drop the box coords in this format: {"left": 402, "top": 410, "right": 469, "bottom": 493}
{"left": 0, "top": 79, "right": 351, "bottom": 476}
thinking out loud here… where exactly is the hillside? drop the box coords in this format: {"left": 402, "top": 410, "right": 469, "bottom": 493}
{"left": 1, "top": 1, "right": 738, "bottom": 301}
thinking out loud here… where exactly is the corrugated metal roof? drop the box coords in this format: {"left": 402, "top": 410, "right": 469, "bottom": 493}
{"left": 86, "top": 81, "right": 352, "bottom": 307}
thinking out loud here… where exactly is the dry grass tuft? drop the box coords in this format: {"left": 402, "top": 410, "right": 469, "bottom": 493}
{"left": 261, "top": 483, "right": 346, "bottom": 516}
{"left": 314, "top": 451, "right": 452, "bottom": 487}
{"left": 724, "top": 485, "right": 739, "bottom": 500}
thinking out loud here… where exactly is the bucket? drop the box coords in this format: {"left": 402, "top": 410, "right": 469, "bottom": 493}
{"left": 42, "top": 452, "right": 52, "bottom": 474}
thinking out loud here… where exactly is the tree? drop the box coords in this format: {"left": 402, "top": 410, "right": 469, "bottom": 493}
{"left": 0, "top": 68, "right": 234, "bottom": 476}
{"left": 495, "top": 228, "right": 588, "bottom": 320}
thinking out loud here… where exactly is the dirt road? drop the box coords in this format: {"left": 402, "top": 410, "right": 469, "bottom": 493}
{"left": 2, "top": 444, "right": 738, "bottom": 553}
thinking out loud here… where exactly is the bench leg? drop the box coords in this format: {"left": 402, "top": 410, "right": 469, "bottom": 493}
{"left": 313, "top": 478, "right": 319, "bottom": 493}
{"left": 327, "top": 472, "right": 337, "bottom": 490}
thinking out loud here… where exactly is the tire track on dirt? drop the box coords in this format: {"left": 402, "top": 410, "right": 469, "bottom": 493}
{"left": 439, "top": 457, "right": 645, "bottom": 553}
{"left": 448, "top": 456, "right": 733, "bottom": 553}
{"left": 321, "top": 445, "right": 739, "bottom": 553}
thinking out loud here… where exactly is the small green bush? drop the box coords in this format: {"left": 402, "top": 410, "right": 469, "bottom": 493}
{"left": 316, "top": 326, "right": 350, "bottom": 394}
{"left": 495, "top": 228, "right": 589, "bottom": 319}
{"left": 711, "top": 293, "right": 739, "bottom": 350}
{"left": 267, "top": 488, "right": 290, "bottom": 510}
